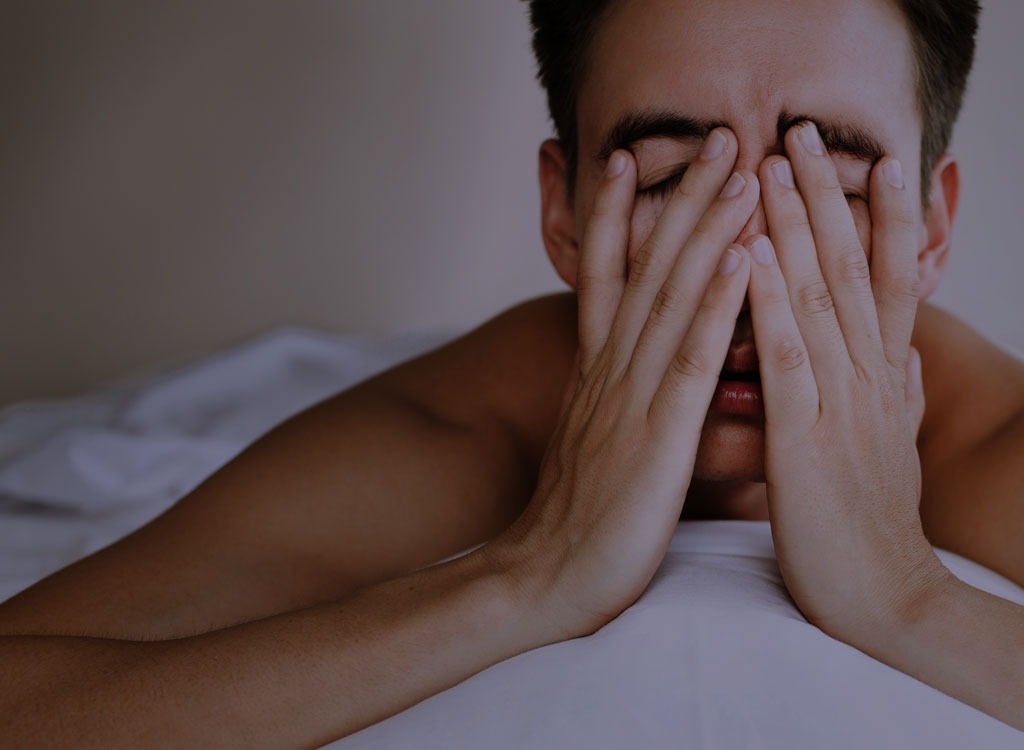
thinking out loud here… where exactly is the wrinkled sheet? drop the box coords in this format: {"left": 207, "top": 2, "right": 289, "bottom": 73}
{"left": 0, "top": 327, "right": 445, "bottom": 600}
{"left": 1, "top": 327, "right": 1021, "bottom": 749}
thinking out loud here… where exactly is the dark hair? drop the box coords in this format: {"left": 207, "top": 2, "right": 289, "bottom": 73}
{"left": 525, "top": 0, "right": 980, "bottom": 200}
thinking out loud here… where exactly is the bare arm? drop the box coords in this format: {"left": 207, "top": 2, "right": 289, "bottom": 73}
{"left": 0, "top": 133, "right": 758, "bottom": 745}
{"left": 0, "top": 296, "right": 577, "bottom": 746}
{"left": 0, "top": 294, "right": 577, "bottom": 640}
{"left": 2, "top": 550, "right": 548, "bottom": 748}
{"left": 852, "top": 572, "right": 1024, "bottom": 732}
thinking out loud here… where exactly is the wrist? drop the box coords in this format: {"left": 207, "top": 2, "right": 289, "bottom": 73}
{"left": 828, "top": 547, "right": 955, "bottom": 647}
{"left": 471, "top": 528, "right": 590, "bottom": 644}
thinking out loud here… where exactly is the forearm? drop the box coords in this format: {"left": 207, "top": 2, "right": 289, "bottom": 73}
{"left": 850, "top": 570, "right": 1024, "bottom": 731}
{"left": 2, "top": 550, "right": 546, "bottom": 748}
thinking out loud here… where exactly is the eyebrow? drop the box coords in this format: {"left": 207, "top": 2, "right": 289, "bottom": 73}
{"left": 596, "top": 109, "right": 885, "bottom": 165}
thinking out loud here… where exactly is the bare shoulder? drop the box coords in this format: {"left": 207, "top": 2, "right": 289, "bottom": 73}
{"left": 379, "top": 291, "right": 578, "bottom": 463}
{"left": 913, "top": 303, "right": 1024, "bottom": 585}
{"left": 913, "top": 303, "right": 1024, "bottom": 459}
{"left": 0, "top": 293, "right": 579, "bottom": 640}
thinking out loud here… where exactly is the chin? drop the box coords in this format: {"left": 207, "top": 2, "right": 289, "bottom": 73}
{"left": 692, "top": 413, "right": 766, "bottom": 482}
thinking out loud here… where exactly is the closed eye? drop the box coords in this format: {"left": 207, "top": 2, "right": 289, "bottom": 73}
{"left": 636, "top": 168, "right": 687, "bottom": 202}
{"left": 636, "top": 174, "right": 863, "bottom": 203}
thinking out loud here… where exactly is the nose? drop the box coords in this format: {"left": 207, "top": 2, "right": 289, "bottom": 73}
{"left": 732, "top": 131, "right": 782, "bottom": 247}
{"left": 736, "top": 198, "right": 767, "bottom": 246}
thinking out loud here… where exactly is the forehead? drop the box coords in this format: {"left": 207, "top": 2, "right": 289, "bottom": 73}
{"left": 578, "top": 0, "right": 919, "bottom": 160}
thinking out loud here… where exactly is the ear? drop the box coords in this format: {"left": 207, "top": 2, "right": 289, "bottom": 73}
{"left": 917, "top": 154, "right": 959, "bottom": 301}
{"left": 539, "top": 139, "right": 581, "bottom": 288}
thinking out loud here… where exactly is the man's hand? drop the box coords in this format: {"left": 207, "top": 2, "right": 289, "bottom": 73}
{"left": 744, "top": 121, "right": 947, "bottom": 640}
{"left": 486, "top": 129, "right": 758, "bottom": 638}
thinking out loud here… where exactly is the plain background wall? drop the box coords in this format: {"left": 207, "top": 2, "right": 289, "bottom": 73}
{"left": 1, "top": 0, "right": 1021, "bottom": 408}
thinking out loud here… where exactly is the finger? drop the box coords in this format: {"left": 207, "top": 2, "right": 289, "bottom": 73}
{"left": 649, "top": 245, "right": 750, "bottom": 447}
{"left": 577, "top": 149, "right": 637, "bottom": 371}
{"left": 609, "top": 128, "right": 739, "bottom": 360}
{"left": 868, "top": 157, "right": 921, "bottom": 372}
{"left": 782, "top": 122, "right": 883, "bottom": 371}
{"left": 759, "top": 153, "right": 849, "bottom": 383}
{"left": 905, "top": 345, "right": 925, "bottom": 440}
{"left": 627, "top": 169, "right": 760, "bottom": 396}
{"left": 559, "top": 350, "right": 582, "bottom": 415}
{"left": 744, "top": 235, "right": 819, "bottom": 430}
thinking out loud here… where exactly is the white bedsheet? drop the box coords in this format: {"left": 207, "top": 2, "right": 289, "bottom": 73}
{"left": 1, "top": 328, "right": 1021, "bottom": 748}
{"left": 333, "top": 521, "right": 1024, "bottom": 750}
{"left": 0, "top": 327, "right": 444, "bottom": 600}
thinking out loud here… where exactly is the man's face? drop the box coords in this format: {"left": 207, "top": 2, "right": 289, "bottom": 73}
{"left": 570, "top": 0, "right": 925, "bottom": 481}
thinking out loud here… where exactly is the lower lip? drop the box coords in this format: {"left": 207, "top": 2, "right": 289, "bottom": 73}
{"left": 710, "top": 379, "right": 763, "bottom": 416}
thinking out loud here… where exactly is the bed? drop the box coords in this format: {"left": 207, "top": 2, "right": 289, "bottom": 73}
{"left": 1, "top": 328, "right": 1021, "bottom": 749}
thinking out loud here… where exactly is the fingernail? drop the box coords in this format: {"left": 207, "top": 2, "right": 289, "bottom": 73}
{"left": 799, "top": 123, "right": 824, "bottom": 156}
{"left": 771, "top": 160, "right": 795, "bottom": 188}
{"left": 719, "top": 172, "right": 746, "bottom": 198}
{"left": 881, "top": 159, "right": 904, "bottom": 189}
{"left": 700, "top": 131, "right": 727, "bottom": 161}
{"left": 751, "top": 236, "right": 774, "bottom": 266}
{"left": 719, "top": 247, "right": 742, "bottom": 275}
{"left": 605, "top": 151, "right": 627, "bottom": 178}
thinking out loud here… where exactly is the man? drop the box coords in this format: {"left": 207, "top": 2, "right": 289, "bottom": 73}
{"left": 2, "top": 0, "right": 1022, "bottom": 745}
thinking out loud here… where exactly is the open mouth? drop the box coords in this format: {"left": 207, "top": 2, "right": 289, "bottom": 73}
{"left": 719, "top": 369, "right": 761, "bottom": 383}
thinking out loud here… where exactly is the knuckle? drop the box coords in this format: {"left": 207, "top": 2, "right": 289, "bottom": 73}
{"left": 589, "top": 189, "right": 626, "bottom": 223}
{"left": 574, "top": 269, "right": 603, "bottom": 296}
{"left": 837, "top": 247, "right": 871, "bottom": 285}
{"left": 788, "top": 213, "right": 813, "bottom": 232}
{"left": 881, "top": 273, "right": 921, "bottom": 306}
{"left": 772, "top": 197, "right": 811, "bottom": 230}
{"left": 816, "top": 174, "right": 845, "bottom": 196}
{"left": 763, "top": 287, "right": 791, "bottom": 308}
{"left": 628, "top": 246, "right": 664, "bottom": 286}
{"left": 880, "top": 189, "right": 916, "bottom": 227}
{"left": 758, "top": 276, "right": 792, "bottom": 306}
{"left": 590, "top": 197, "right": 614, "bottom": 220}
{"left": 649, "top": 281, "right": 686, "bottom": 324}
{"left": 796, "top": 279, "right": 835, "bottom": 318}
{"left": 670, "top": 345, "right": 710, "bottom": 381}
{"left": 771, "top": 340, "right": 809, "bottom": 373}
{"left": 891, "top": 202, "right": 916, "bottom": 229}
{"left": 696, "top": 296, "right": 726, "bottom": 319}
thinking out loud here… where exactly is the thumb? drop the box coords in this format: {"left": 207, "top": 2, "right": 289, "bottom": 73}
{"left": 904, "top": 346, "right": 925, "bottom": 439}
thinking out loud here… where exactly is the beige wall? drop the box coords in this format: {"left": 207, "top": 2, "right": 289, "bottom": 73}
{"left": 933, "top": 0, "right": 1024, "bottom": 355}
{"left": 1, "top": 0, "right": 1021, "bottom": 407}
